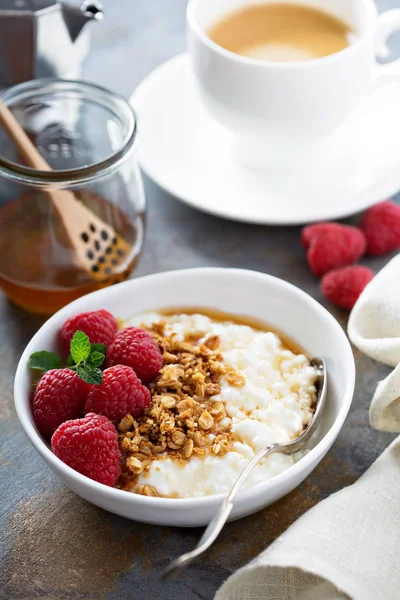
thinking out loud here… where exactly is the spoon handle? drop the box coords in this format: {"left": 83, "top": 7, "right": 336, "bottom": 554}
{"left": 161, "top": 442, "right": 280, "bottom": 579}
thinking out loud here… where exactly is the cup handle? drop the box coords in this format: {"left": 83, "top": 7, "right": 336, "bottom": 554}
{"left": 375, "top": 9, "right": 400, "bottom": 83}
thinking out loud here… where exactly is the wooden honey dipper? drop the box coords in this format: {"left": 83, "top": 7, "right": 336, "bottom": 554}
{"left": 0, "top": 97, "right": 132, "bottom": 283}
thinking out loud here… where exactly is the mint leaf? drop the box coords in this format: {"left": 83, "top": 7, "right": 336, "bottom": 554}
{"left": 67, "top": 354, "right": 75, "bottom": 367}
{"left": 70, "top": 331, "right": 91, "bottom": 365}
{"left": 87, "top": 351, "right": 105, "bottom": 368}
{"left": 29, "top": 351, "right": 62, "bottom": 372}
{"left": 76, "top": 364, "right": 103, "bottom": 385}
{"left": 90, "top": 343, "right": 106, "bottom": 355}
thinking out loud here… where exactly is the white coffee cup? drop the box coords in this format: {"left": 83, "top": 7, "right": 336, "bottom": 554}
{"left": 187, "top": 0, "right": 400, "bottom": 168}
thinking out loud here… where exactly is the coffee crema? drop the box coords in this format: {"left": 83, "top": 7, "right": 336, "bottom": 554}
{"left": 207, "top": 3, "right": 353, "bottom": 63}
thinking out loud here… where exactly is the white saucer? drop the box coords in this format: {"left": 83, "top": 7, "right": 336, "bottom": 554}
{"left": 131, "top": 53, "right": 400, "bottom": 225}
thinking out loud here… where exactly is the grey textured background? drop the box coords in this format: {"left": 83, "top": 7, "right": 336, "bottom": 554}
{"left": 1, "top": 1, "right": 400, "bottom": 598}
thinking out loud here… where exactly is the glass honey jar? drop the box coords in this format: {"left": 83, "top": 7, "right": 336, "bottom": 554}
{"left": 0, "top": 79, "right": 146, "bottom": 314}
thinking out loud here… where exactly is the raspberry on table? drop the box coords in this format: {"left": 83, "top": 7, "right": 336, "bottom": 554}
{"left": 107, "top": 327, "right": 163, "bottom": 384}
{"left": 306, "top": 225, "right": 366, "bottom": 277}
{"left": 33, "top": 368, "right": 90, "bottom": 437}
{"left": 301, "top": 222, "right": 343, "bottom": 251}
{"left": 360, "top": 200, "right": 400, "bottom": 256}
{"left": 321, "top": 265, "right": 374, "bottom": 310}
{"left": 51, "top": 413, "right": 121, "bottom": 487}
{"left": 85, "top": 364, "right": 151, "bottom": 421}
{"left": 60, "top": 309, "right": 118, "bottom": 355}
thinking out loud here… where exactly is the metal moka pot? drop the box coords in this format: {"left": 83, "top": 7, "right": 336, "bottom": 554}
{"left": 0, "top": 0, "right": 103, "bottom": 87}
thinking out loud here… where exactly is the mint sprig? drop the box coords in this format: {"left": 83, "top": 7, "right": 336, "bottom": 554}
{"left": 68, "top": 331, "right": 105, "bottom": 384}
{"left": 28, "top": 331, "right": 105, "bottom": 385}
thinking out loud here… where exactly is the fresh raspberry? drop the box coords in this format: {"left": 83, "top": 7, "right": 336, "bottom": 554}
{"left": 60, "top": 309, "right": 118, "bottom": 355}
{"left": 107, "top": 327, "right": 163, "bottom": 384}
{"left": 84, "top": 365, "right": 151, "bottom": 420}
{"left": 321, "top": 266, "right": 374, "bottom": 310}
{"left": 51, "top": 413, "right": 121, "bottom": 487}
{"left": 307, "top": 225, "right": 366, "bottom": 277}
{"left": 33, "top": 368, "right": 90, "bottom": 437}
{"left": 301, "top": 222, "right": 343, "bottom": 251}
{"left": 360, "top": 200, "right": 400, "bottom": 256}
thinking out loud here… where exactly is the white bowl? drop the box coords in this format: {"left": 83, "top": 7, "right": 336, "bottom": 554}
{"left": 14, "top": 268, "right": 355, "bottom": 527}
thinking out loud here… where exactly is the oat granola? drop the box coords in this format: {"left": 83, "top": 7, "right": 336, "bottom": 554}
{"left": 117, "top": 322, "right": 237, "bottom": 494}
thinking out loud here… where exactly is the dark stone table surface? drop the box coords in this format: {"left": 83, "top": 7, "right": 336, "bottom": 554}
{"left": 1, "top": 1, "right": 399, "bottom": 598}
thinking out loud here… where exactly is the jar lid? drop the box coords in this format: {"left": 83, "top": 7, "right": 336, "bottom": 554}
{"left": 0, "top": 79, "right": 137, "bottom": 186}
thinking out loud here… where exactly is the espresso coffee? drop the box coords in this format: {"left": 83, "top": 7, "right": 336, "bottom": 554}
{"left": 208, "top": 3, "right": 353, "bottom": 62}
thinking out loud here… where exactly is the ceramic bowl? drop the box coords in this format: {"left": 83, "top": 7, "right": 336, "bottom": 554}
{"left": 14, "top": 268, "right": 355, "bottom": 526}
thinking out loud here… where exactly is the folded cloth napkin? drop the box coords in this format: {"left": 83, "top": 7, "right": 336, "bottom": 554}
{"left": 216, "top": 255, "right": 400, "bottom": 600}
{"left": 348, "top": 254, "right": 400, "bottom": 431}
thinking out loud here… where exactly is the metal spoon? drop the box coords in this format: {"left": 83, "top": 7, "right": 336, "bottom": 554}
{"left": 161, "top": 357, "right": 327, "bottom": 579}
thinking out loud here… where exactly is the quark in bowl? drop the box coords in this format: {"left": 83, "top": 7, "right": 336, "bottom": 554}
{"left": 14, "top": 268, "right": 355, "bottom": 526}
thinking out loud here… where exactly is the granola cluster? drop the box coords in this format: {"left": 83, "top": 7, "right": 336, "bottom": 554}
{"left": 117, "top": 321, "right": 246, "bottom": 496}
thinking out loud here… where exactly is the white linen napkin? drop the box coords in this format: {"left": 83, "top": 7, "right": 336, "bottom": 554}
{"left": 348, "top": 254, "right": 400, "bottom": 431}
{"left": 216, "top": 255, "right": 400, "bottom": 600}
